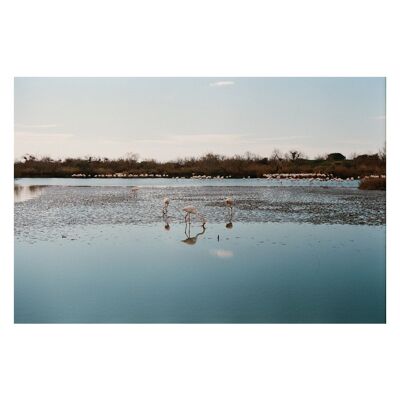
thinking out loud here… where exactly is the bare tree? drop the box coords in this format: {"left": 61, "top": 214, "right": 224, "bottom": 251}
{"left": 378, "top": 143, "right": 386, "bottom": 162}
{"left": 244, "top": 151, "right": 260, "bottom": 161}
{"left": 125, "top": 152, "right": 139, "bottom": 162}
{"left": 270, "top": 148, "right": 282, "bottom": 161}
{"left": 23, "top": 154, "right": 36, "bottom": 161}
{"left": 315, "top": 154, "right": 327, "bottom": 161}
{"left": 349, "top": 152, "right": 358, "bottom": 160}
{"left": 285, "top": 149, "right": 304, "bottom": 161}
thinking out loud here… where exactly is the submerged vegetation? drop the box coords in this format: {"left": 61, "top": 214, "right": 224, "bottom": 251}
{"left": 14, "top": 149, "right": 385, "bottom": 181}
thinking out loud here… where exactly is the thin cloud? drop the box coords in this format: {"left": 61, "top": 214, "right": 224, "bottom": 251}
{"left": 15, "top": 131, "right": 75, "bottom": 139}
{"left": 252, "top": 135, "right": 311, "bottom": 142}
{"left": 100, "top": 139, "right": 124, "bottom": 145}
{"left": 115, "top": 134, "right": 242, "bottom": 145}
{"left": 100, "top": 133, "right": 310, "bottom": 148}
{"left": 210, "top": 80, "right": 235, "bottom": 87}
{"left": 15, "top": 123, "right": 58, "bottom": 129}
{"left": 171, "top": 134, "right": 242, "bottom": 144}
{"left": 336, "top": 139, "right": 373, "bottom": 145}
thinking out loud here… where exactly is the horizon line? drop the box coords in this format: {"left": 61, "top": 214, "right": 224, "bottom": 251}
{"left": 14, "top": 149, "right": 384, "bottom": 163}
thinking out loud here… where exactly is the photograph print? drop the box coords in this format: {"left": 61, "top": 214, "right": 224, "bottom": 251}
{"left": 14, "top": 77, "right": 386, "bottom": 323}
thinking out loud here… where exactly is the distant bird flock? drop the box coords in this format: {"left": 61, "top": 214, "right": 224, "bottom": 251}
{"left": 70, "top": 172, "right": 384, "bottom": 180}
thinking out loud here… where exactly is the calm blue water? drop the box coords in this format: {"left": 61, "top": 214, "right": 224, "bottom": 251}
{"left": 15, "top": 222, "right": 385, "bottom": 323}
{"left": 14, "top": 179, "right": 385, "bottom": 323}
{"left": 14, "top": 177, "right": 359, "bottom": 188}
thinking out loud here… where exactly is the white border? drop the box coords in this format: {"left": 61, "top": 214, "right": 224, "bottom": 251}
{"left": 1, "top": 1, "right": 399, "bottom": 399}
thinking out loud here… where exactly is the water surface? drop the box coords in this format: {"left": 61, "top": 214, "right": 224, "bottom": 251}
{"left": 14, "top": 179, "right": 386, "bottom": 323}
{"left": 14, "top": 185, "right": 44, "bottom": 203}
{"left": 15, "top": 222, "right": 385, "bottom": 323}
{"left": 15, "top": 177, "right": 360, "bottom": 188}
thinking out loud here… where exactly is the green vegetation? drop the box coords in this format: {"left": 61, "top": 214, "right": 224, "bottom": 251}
{"left": 14, "top": 150, "right": 385, "bottom": 180}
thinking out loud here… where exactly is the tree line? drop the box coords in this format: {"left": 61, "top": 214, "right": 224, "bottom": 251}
{"left": 14, "top": 149, "right": 386, "bottom": 179}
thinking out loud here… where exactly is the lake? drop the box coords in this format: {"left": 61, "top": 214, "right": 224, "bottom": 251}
{"left": 14, "top": 178, "right": 386, "bottom": 323}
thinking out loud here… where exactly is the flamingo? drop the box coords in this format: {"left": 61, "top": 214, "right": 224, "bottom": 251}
{"left": 183, "top": 205, "right": 197, "bottom": 224}
{"left": 182, "top": 205, "right": 206, "bottom": 226}
{"left": 163, "top": 197, "right": 170, "bottom": 214}
{"left": 225, "top": 197, "right": 234, "bottom": 217}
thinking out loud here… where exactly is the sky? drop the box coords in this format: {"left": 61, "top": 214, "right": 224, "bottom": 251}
{"left": 14, "top": 77, "right": 386, "bottom": 161}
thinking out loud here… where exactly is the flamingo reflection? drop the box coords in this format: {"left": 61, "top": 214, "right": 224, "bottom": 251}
{"left": 162, "top": 212, "right": 171, "bottom": 230}
{"left": 226, "top": 221, "right": 233, "bottom": 229}
{"left": 225, "top": 198, "right": 234, "bottom": 229}
{"left": 181, "top": 223, "right": 206, "bottom": 245}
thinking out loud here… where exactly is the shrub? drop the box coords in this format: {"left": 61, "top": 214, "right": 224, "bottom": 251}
{"left": 359, "top": 177, "right": 386, "bottom": 190}
{"left": 327, "top": 153, "right": 346, "bottom": 161}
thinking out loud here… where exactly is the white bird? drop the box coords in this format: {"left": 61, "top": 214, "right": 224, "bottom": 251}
{"left": 163, "top": 197, "right": 170, "bottom": 214}
{"left": 183, "top": 205, "right": 197, "bottom": 224}
{"left": 225, "top": 197, "right": 233, "bottom": 208}
{"left": 225, "top": 197, "right": 234, "bottom": 217}
{"left": 182, "top": 205, "right": 207, "bottom": 226}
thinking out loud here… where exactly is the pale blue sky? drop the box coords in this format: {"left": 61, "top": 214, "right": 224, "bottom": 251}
{"left": 14, "top": 77, "right": 385, "bottom": 161}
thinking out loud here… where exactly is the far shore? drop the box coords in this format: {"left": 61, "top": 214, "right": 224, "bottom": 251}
{"left": 14, "top": 173, "right": 383, "bottom": 182}
{"left": 14, "top": 151, "right": 385, "bottom": 181}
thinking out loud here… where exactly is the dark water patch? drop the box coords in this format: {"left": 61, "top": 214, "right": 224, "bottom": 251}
{"left": 14, "top": 185, "right": 45, "bottom": 203}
